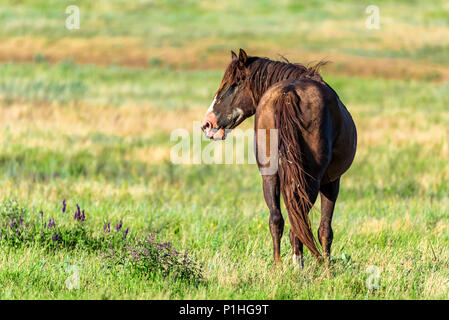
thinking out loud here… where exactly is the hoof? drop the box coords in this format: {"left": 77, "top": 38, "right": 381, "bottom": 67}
{"left": 272, "top": 259, "right": 283, "bottom": 271}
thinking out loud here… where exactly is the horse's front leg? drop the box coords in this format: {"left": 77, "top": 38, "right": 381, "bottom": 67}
{"left": 262, "top": 174, "right": 284, "bottom": 266}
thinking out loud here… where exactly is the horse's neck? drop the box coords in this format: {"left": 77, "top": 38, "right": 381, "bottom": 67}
{"left": 248, "top": 60, "right": 311, "bottom": 105}
{"left": 249, "top": 60, "right": 326, "bottom": 106}
{"left": 247, "top": 63, "right": 278, "bottom": 105}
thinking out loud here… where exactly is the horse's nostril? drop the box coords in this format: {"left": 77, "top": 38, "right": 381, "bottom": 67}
{"left": 201, "top": 121, "right": 212, "bottom": 132}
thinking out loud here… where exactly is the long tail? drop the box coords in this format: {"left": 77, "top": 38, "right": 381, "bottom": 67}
{"left": 274, "top": 85, "right": 322, "bottom": 260}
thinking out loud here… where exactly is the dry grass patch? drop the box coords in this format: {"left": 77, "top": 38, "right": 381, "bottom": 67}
{"left": 356, "top": 111, "right": 449, "bottom": 149}
{"left": 2, "top": 36, "right": 449, "bottom": 81}
{"left": 0, "top": 102, "right": 204, "bottom": 137}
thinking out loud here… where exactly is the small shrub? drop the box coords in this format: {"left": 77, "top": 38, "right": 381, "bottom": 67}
{"left": 33, "top": 53, "right": 47, "bottom": 63}
{"left": 104, "top": 232, "right": 203, "bottom": 284}
{"left": 0, "top": 199, "right": 203, "bottom": 284}
{"left": 148, "top": 57, "right": 163, "bottom": 68}
{"left": 0, "top": 199, "right": 28, "bottom": 220}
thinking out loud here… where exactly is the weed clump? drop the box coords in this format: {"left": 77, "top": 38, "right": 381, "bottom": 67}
{"left": 105, "top": 231, "right": 203, "bottom": 285}
{"left": 0, "top": 199, "right": 203, "bottom": 284}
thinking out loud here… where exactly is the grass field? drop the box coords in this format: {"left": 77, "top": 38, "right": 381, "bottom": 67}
{"left": 0, "top": 0, "right": 448, "bottom": 299}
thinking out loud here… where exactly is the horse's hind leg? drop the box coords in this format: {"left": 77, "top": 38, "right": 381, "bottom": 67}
{"left": 262, "top": 174, "right": 284, "bottom": 266}
{"left": 290, "top": 177, "right": 320, "bottom": 267}
{"left": 264, "top": 175, "right": 284, "bottom": 265}
{"left": 318, "top": 178, "right": 340, "bottom": 266}
{"left": 289, "top": 230, "right": 304, "bottom": 268}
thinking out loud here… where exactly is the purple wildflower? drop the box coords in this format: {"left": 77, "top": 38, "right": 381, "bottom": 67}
{"left": 131, "top": 251, "right": 140, "bottom": 261}
{"left": 73, "top": 204, "right": 80, "bottom": 220}
{"left": 62, "top": 199, "right": 66, "bottom": 213}
{"left": 115, "top": 220, "right": 123, "bottom": 232}
{"left": 123, "top": 227, "right": 129, "bottom": 239}
{"left": 103, "top": 222, "right": 111, "bottom": 233}
{"left": 52, "top": 233, "right": 60, "bottom": 243}
{"left": 48, "top": 218, "right": 56, "bottom": 229}
{"left": 19, "top": 217, "right": 23, "bottom": 228}
{"left": 73, "top": 204, "right": 85, "bottom": 222}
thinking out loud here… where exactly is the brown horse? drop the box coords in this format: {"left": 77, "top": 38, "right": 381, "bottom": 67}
{"left": 201, "top": 49, "right": 357, "bottom": 267}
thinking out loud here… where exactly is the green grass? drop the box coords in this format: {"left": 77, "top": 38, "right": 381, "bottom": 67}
{"left": 0, "top": 0, "right": 449, "bottom": 299}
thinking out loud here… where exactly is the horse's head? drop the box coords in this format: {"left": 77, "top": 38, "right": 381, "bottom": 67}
{"left": 201, "top": 49, "right": 256, "bottom": 140}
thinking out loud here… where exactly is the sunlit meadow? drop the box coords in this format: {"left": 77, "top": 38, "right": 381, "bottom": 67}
{"left": 0, "top": 0, "right": 448, "bottom": 299}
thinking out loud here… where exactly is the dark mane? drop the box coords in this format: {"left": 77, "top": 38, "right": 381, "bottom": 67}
{"left": 217, "top": 56, "right": 328, "bottom": 104}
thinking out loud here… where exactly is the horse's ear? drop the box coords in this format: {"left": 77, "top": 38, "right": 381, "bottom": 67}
{"left": 238, "top": 48, "right": 248, "bottom": 66}
{"left": 231, "top": 50, "right": 237, "bottom": 60}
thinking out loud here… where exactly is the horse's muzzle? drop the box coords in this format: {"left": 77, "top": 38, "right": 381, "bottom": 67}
{"left": 201, "top": 112, "right": 226, "bottom": 140}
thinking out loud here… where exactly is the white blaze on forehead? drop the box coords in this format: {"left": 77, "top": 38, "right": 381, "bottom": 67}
{"left": 207, "top": 95, "right": 217, "bottom": 113}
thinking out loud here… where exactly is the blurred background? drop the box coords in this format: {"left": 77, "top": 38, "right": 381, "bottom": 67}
{"left": 0, "top": 0, "right": 448, "bottom": 299}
